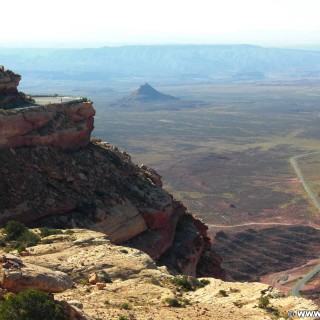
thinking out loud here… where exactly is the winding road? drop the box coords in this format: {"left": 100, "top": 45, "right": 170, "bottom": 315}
{"left": 291, "top": 264, "right": 320, "bottom": 297}
{"left": 209, "top": 152, "right": 320, "bottom": 296}
{"left": 289, "top": 151, "right": 320, "bottom": 296}
{"left": 290, "top": 152, "right": 320, "bottom": 212}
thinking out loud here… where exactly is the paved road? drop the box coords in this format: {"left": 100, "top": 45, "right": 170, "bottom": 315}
{"left": 290, "top": 152, "right": 320, "bottom": 212}
{"left": 210, "top": 153, "right": 320, "bottom": 297}
{"left": 290, "top": 152, "right": 320, "bottom": 296}
{"left": 291, "top": 264, "right": 320, "bottom": 297}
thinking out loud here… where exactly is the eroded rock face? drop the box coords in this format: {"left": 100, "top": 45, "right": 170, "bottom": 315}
{"left": 0, "top": 66, "right": 33, "bottom": 109}
{"left": 0, "top": 66, "right": 20, "bottom": 94}
{"left": 0, "top": 102, "right": 95, "bottom": 150}
{"left": 0, "top": 139, "right": 221, "bottom": 276}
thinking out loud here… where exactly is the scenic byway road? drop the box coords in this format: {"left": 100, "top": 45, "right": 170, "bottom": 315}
{"left": 290, "top": 152, "right": 320, "bottom": 212}
{"left": 291, "top": 264, "right": 320, "bottom": 297}
{"left": 290, "top": 151, "right": 320, "bottom": 296}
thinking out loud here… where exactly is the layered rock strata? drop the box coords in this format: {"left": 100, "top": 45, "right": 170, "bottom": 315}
{"left": 0, "top": 102, "right": 95, "bottom": 150}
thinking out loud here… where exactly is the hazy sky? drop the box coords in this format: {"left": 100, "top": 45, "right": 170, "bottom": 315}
{"left": 2, "top": 0, "right": 320, "bottom": 47}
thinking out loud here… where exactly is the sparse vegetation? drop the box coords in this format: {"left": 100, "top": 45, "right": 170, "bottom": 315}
{"left": 99, "top": 271, "right": 112, "bottom": 283}
{"left": 258, "top": 296, "right": 270, "bottom": 309}
{"left": 119, "top": 302, "right": 132, "bottom": 310}
{"left": 78, "top": 278, "right": 90, "bottom": 286}
{"left": 150, "top": 276, "right": 161, "bottom": 286}
{"left": 4, "top": 221, "right": 27, "bottom": 240}
{"left": 200, "top": 279, "right": 210, "bottom": 286}
{"left": 171, "top": 275, "right": 210, "bottom": 291}
{"left": 39, "top": 227, "right": 63, "bottom": 238}
{"left": 163, "top": 297, "right": 191, "bottom": 308}
{"left": 233, "top": 300, "right": 244, "bottom": 308}
{"left": 257, "top": 295, "right": 280, "bottom": 317}
{"left": 0, "top": 289, "right": 66, "bottom": 320}
{"left": 219, "top": 289, "right": 228, "bottom": 297}
{"left": 163, "top": 297, "right": 181, "bottom": 307}
{"left": 0, "top": 221, "right": 40, "bottom": 253}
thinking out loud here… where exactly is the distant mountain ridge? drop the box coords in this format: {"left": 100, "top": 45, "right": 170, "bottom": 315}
{"left": 1, "top": 45, "right": 320, "bottom": 81}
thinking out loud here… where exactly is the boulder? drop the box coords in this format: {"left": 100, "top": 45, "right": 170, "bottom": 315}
{"left": 0, "top": 254, "right": 73, "bottom": 293}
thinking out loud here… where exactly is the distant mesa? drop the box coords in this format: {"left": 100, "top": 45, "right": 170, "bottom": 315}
{"left": 113, "top": 83, "right": 203, "bottom": 111}
{"left": 125, "top": 83, "right": 179, "bottom": 102}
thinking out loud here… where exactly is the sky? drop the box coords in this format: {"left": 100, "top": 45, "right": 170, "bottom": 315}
{"left": 2, "top": 0, "right": 320, "bottom": 48}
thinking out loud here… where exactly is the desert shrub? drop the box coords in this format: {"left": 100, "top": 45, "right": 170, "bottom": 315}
{"left": 179, "top": 298, "right": 191, "bottom": 306}
{"left": 171, "top": 275, "right": 193, "bottom": 291}
{"left": 0, "top": 289, "right": 66, "bottom": 320}
{"left": 163, "top": 297, "right": 181, "bottom": 307}
{"left": 118, "top": 316, "right": 128, "bottom": 320}
{"left": 39, "top": 228, "right": 62, "bottom": 238}
{"left": 78, "top": 278, "right": 89, "bottom": 285}
{"left": 218, "top": 289, "right": 228, "bottom": 297}
{"left": 150, "top": 276, "right": 161, "bottom": 286}
{"left": 171, "top": 276, "right": 210, "bottom": 291}
{"left": 1, "top": 221, "right": 40, "bottom": 251}
{"left": 20, "top": 230, "right": 40, "bottom": 247}
{"left": 258, "top": 296, "right": 270, "bottom": 309}
{"left": 200, "top": 279, "right": 210, "bottom": 286}
{"left": 4, "top": 221, "right": 27, "bottom": 240}
{"left": 16, "top": 245, "right": 26, "bottom": 254}
{"left": 119, "top": 302, "right": 131, "bottom": 310}
{"left": 99, "top": 271, "right": 112, "bottom": 283}
{"left": 233, "top": 300, "right": 244, "bottom": 308}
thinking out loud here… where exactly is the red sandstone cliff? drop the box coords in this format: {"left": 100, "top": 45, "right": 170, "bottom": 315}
{"left": 0, "top": 102, "right": 95, "bottom": 150}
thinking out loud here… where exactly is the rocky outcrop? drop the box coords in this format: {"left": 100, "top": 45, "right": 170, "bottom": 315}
{"left": 0, "top": 102, "right": 95, "bottom": 150}
{"left": 0, "top": 254, "right": 73, "bottom": 293}
{"left": 0, "top": 67, "right": 219, "bottom": 278}
{"left": 0, "top": 138, "right": 221, "bottom": 277}
{"left": 0, "top": 66, "right": 33, "bottom": 109}
{"left": 0, "top": 66, "right": 20, "bottom": 93}
{"left": 1, "top": 229, "right": 314, "bottom": 320}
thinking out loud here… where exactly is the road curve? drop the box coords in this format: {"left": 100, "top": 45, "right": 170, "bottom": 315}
{"left": 290, "top": 152, "right": 320, "bottom": 212}
{"left": 291, "top": 264, "right": 320, "bottom": 297}
{"left": 290, "top": 152, "right": 320, "bottom": 296}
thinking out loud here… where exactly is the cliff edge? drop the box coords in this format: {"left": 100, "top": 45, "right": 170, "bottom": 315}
{"left": 0, "top": 68, "right": 222, "bottom": 278}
